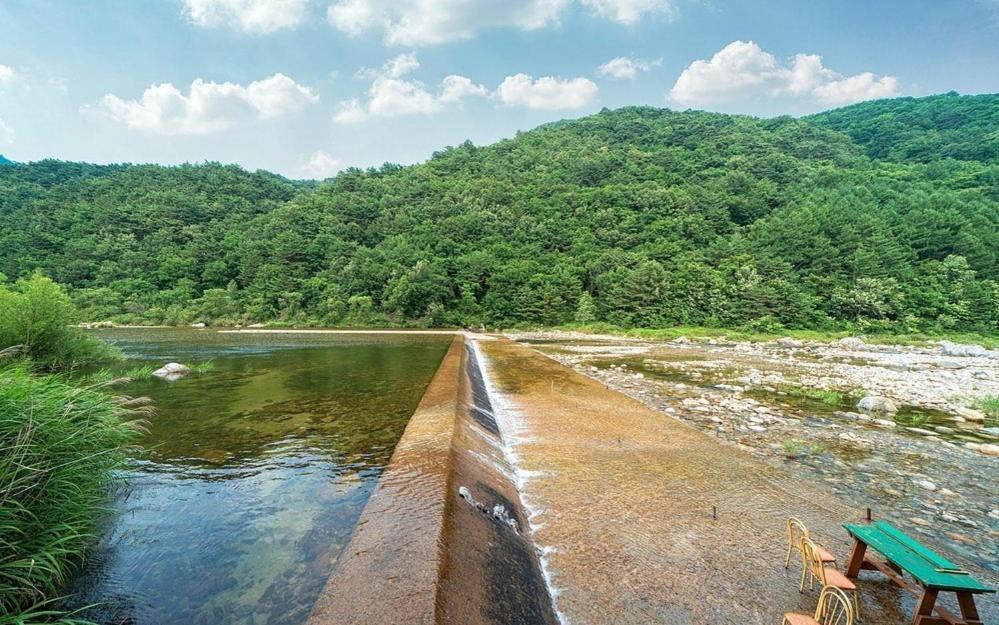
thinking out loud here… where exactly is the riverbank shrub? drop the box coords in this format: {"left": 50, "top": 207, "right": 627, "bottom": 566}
{"left": 0, "top": 364, "right": 143, "bottom": 623}
{"left": 0, "top": 274, "right": 118, "bottom": 369}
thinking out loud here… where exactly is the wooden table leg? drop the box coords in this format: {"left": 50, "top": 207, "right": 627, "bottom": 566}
{"left": 844, "top": 538, "right": 867, "bottom": 578}
{"left": 956, "top": 592, "right": 982, "bottom": 625}
{"left": 912, "top": 588, "right": 938, "bottom": 625}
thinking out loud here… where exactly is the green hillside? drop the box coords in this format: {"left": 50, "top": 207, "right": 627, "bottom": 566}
{"left": 0, "top": 94, "right": 996, "bottom": 333}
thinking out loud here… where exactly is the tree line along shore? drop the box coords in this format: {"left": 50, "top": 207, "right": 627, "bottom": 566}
{"left": 1, "top": 93, "right": 996, "bottom": 335}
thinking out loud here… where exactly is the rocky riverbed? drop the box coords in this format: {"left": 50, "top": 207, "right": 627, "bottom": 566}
{"left": 509, "top": 331, "right": 999, "bottom": 575}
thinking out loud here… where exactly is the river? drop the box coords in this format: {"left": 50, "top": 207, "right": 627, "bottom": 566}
{"left": 63, "top": 329, "right": 451, "bottom": 625}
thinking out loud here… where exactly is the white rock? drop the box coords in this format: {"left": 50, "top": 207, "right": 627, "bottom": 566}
{"left": 190, "top": 322, "right": 206, "bottom": 329}
{"left": 837, "top": 337, "right": 866, "bottom": 349}
{"left": 955, "top": 407, "right": 986, "bottom": 423}
{"left": 872, "top": 419, "right": 897, "bottom": 428}
{"left": 152, "top": 362, "right": 191, "bottom": 380}
{"left": 940, "top": 341, "right": 987, "bottom": 357}
{"left": 938, "top": 360, "right": 966, "bottom": 370}
{"left": 857, "top": 396, "right": 898, "bottom": 414}
{"left": 914, "top": 479, "right": 937, "bottom": 491}
{"left": 978, "top": 444, "right": 999, "bottom": 456}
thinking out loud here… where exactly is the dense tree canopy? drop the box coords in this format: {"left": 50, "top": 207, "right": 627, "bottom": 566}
{"left": 1, "top": 93, "right": 996, "bottom": 333}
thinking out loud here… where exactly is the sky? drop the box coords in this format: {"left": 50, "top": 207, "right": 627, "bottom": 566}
{"left": 0, "top": 0, "right": 997, "bottom": 179}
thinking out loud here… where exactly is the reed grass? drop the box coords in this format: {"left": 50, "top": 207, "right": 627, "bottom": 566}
{"left": 0, "top": 364, "right": 145, "bottom": 623}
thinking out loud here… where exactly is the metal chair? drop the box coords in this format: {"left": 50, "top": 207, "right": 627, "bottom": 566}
{"left": 782, "top": 584, "right": 855, "bottom": 625}
{"left": 801, "top": 538, "right": 861, "bottom": 620}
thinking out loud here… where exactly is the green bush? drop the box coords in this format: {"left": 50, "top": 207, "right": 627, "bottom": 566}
{"left": 0, "top": 364, "right": 144, "bottom": 622}
{"left": 0, "top": 274, "right": 117, "bottom": 368}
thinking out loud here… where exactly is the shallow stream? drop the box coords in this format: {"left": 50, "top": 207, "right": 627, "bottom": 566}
{"left": 64, "top": 329, "right": 450, "bottom": 625}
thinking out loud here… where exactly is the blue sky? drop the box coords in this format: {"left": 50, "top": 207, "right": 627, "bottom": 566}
{"left": 0, "top": 0, "right": 997, "bottom": 178}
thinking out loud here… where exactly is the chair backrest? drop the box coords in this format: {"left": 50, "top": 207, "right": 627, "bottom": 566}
{"left": 814, "top": 585, "right": 854, "bottom": 625}
{"left": 787, "top": 517, "right": 809, "bottom": 550}
{"left": 801, "top": 538, "right": 827, "bottom": 584}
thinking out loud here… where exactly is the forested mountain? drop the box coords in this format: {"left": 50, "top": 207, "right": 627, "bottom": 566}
{"left": 1, "top": 93, "right": 996, "bottom": 332}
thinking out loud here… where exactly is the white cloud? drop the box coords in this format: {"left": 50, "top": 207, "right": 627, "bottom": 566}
{"left": 328, "top": 0, "right": 569, "bottom": 45}
{"left": 668, "top": 40, "right": 900, "bottom": 107}
{"left": 333, "top": 99, "right": 370, "bottom": 124}
{"left": 0, "top": 117, "right": 13, "bottom": 145}
{"left": 326, "top": 0, "right": 673, "bottom": 45}
{"left": 580, "top": 0, "right": 673, "bottom": 24}
{"left": 812, "top": 72, "right": 900, "bottom": 105}
{"left": 183, "top": 0, "right": 307, "bottom": 34}
{"left": 302, "top": 150, "right": 342, "bottom": 178}
{"left": 98, "top": 73, "right": 318, "bottom": 134}
{"left": 597, "top": 56, "right": 662, "bottom": 79}
{"left": 495, "top": 73, "right": 598, "bottom": 110}
{"left": 0, "top": 65, "right": 14, "bottom": 82}
{"left": 440, "top": 75, "right": 490, "bottom": 103}
{"left": 335, "top": 54, "right": 487, "bottom": 123}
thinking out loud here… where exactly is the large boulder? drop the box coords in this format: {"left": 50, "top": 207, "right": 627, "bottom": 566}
{"left": 857, "top": 395, "right": 898, "bottom": 414}
{"left": 152, "top": 362, "right": 191, "bottom": 381}
{"left": 940, "top": 341, "right": 987, "bottom": 357}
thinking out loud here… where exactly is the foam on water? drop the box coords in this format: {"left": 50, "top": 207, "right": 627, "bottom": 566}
{"left": 471, "top": 339, "right": 570, "bottom": 625}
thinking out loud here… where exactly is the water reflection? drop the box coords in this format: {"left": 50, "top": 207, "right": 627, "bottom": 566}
{"left": 65, "top": 329, "right": 450, "bottom": 625}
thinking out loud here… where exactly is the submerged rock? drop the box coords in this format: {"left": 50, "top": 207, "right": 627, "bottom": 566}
{"left": 152, "top": 362, "right": 191, "bottom": 380}
{"left": 857, "top": 395, "right": 898, "bottom": 414}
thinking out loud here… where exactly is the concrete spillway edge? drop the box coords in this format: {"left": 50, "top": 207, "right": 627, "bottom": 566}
{"left": 306, "top": 333, "right": 558, "bottom": 625}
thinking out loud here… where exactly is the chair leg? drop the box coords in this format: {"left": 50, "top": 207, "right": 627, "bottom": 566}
{"left": 853, "top": 591, "right": 862, "bottom": 622}
{"left": 785, "top": 544, "right": 793, "bottom": 569}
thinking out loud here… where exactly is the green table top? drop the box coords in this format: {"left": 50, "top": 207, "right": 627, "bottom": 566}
{"left": 843, "top": 520, "right": 995, "bottom": 593}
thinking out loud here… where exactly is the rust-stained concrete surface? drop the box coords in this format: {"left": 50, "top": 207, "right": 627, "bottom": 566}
{"left": 476, "top": 337, "right": 997, "bottom": 624}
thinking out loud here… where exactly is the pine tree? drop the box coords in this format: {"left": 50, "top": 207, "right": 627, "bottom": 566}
{"left": 575, "top": 291, "right": 596, "bottom": 324}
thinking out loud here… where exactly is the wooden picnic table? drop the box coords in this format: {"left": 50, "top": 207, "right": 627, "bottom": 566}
{"left": 843, "top": 520, "right": 995, "bottom": 625}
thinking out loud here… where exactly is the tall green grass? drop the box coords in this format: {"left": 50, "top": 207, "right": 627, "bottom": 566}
{"left": 0, "top": 274, "right": 120, "bottom": 370}
{"left": 0, "top": 364, "right": 146, "bottom": 623}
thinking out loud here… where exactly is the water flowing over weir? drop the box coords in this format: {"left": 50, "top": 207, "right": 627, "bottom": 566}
{"left": 306, "top": 334, "right": 558, "bottom": 625}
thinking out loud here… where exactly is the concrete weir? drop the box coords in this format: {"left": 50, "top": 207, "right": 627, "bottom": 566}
{"left": 306, "top": 334, "right": 558, "bottom": 625}
{"left": 308, "top": 335, "right": 997, "bottom": 624}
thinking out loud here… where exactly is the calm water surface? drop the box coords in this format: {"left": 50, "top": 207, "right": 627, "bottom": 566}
{"left": 65, "top": 329, "right": 450, "bottom": 625}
